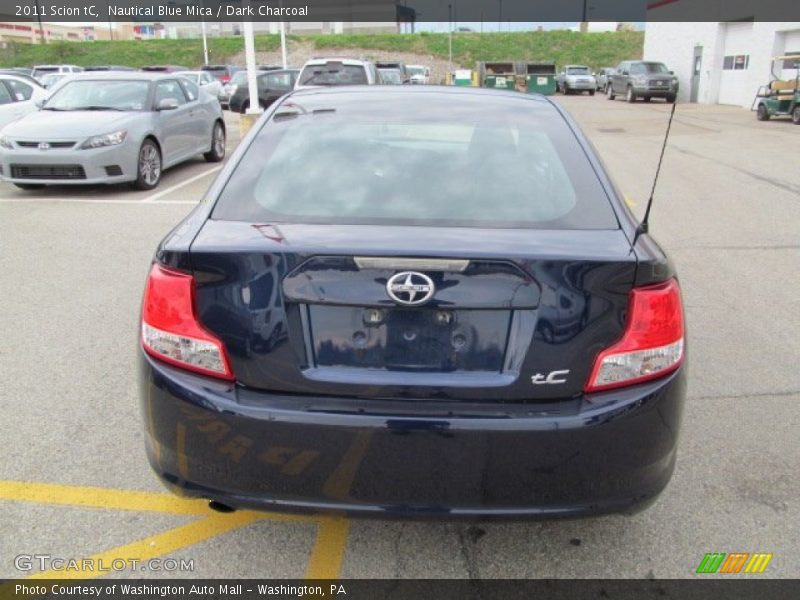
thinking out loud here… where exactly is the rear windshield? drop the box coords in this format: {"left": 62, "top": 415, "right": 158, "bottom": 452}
{"left": 212, "top": 92, "right": 618, "bottom": 230}
{"left": 631, "top": 62, "right": 670, "bottom": 74}
{"left": 299, "top": 64, "right": 368, "bottom": 86}
{"left": 566, "top": 67, "right": 590, "bottom": 75}
{"left": 33, "top": 67, "right": 59, "bottom": 77}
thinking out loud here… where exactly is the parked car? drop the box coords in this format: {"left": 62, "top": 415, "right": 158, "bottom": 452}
{"left": 139, "top": 86, "right": 687, "bottom": 519}
{"left": 378, "top": 68, "right": 404, "bottom": 85}
{"left": 0, "top": 72, "right": 225, "bottom": 191}
{"left": 295, "top": 58, "right": 383, "bottom": 90}
{"left": 201, "top": 64, "right": 242, "bottom": 84}
{"left": 0, "top": 74, "right": 48, "bottom": 131}
{"left": 229, "top": 69, "right": 298, "bottom": 113}
{"left": 595, "top": 67, "right": 615, "bottom": 91}
{"left": 32, "top": 64, "right": 83, "bottom": 82}
{"left": 218, "top": 71, "right": 248, "bottom": 109}
{"left": 407, "top": 64, "right": 431, "bottom": 84}
{"left": 175, "top": 71, "right": 224, "bottom": 101}
{"left": 376, "top": 61, "right": 409, "bottom": 83}
{"left": 84, "top": 65, "right": 137, "bottom": 72}
{"left": 141, "top": 65, "right": 189, "bottom": 74}
{"left": 607, "top": 61, "right": 678, "bottom": 103}
{"left": 556, "top": 65, "right": 597, "bottom": 95}
{"left": 38, "top": 72, "right": 69, "bottom": 89}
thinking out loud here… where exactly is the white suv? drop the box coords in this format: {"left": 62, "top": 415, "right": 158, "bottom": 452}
{"left": 295, "top": 58, "right": 382, "bottom": 90}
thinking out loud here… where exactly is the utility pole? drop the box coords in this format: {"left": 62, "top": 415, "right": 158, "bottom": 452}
{"left": 447, "top": 4, "right": 453, "bottom": 82}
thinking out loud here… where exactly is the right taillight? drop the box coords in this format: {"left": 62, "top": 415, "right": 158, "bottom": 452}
{"left": 141, "top": 263, "right": 234, "bottom": 381}
{"left": 585, "top": 278, "right": 684, "bottom": 393}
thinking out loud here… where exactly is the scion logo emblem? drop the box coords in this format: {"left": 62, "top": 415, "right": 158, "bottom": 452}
{"left": 386, "top": 271, "right": 435, "bottom": 306}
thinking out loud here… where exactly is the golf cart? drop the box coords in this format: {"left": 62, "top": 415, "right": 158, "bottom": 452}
{"left": 754, "top": 54, "right": 800, "bottom": 124}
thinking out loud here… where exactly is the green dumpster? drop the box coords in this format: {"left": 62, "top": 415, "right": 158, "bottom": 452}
{"left": 478, "top": 62, "right": 516, "bottom": 90}
{"left": 517, "top": 61, "right": 557, "bottom": 95}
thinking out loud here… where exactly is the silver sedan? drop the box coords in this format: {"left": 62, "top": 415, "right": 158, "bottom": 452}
{"left": 0, "top": 72, "right": 225, "bottom": 190}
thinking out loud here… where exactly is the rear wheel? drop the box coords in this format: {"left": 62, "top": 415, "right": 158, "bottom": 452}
{"left": 607, "top": 85, "right": 616, "bottom": 100}
{"left": 13, "top": 183, "right": 45, "bottom": 190}
{"left": 756, "top": 104, "right": 770, "bottom": 121}
{"left": 626, "top": 86, "right": 636, "bottom": 103}
{"left": 132, "top": 139, "right": 162, "bottom": 190}
{"left": 204, "top": 121, "right": 226, "bottom": 162}
{"left": 792, "top": 106, "right": 800, "bottom": 125}
{"left": 643, "top": 96, "right": 651, "bottom": 102}
{"left": 589, "top": 89, "right": 595, "bottom": 96}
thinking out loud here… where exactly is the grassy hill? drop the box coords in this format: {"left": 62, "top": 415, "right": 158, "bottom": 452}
{"left": 0, "top": 30, "right": 643, "bottom": 72}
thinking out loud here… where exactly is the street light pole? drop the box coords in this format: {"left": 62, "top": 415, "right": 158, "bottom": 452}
{"left": 448, "top": 3, "right": 453, "bottom": 81}
{"left": 201, "top": 20, "right": 209, "bottom": 65}
{"left": 243, "top": 20, "right": 260, "bottom": 115}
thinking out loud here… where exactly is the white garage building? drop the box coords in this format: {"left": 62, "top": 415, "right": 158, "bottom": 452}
{"left": 644, "top": 22, "right": 800, "bottom": 107}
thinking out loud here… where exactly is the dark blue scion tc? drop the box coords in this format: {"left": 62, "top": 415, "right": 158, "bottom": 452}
{"left": 139, "top": 87, "right": 686, "bottom": 518}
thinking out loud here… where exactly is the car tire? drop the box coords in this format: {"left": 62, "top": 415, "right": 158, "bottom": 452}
{"left": 792, "top": 106, "right": 800, "bottom": 125}
{"left": 756, "top": 104, "right": 770, "bottom": 121}
{"left": 607, "top": 86, "right": 616, "bottom": 100}
{"left": 626, "top": 86, "right": 636, "bottom": 103}
{"left": 589, "top": 89, "right": 595, "bottom": 96}
{"left": 666, "top": 94, "right": 676, "bottom": 104}
{"left": 132, "top": 139, "right": 162, "bottom": 191}
{"left": 204, "top": 121, "right": 226, "bottom": 163}
{"left": 643, "top": 96, "right": 652, "bottom": 102}
{"left": 13, "top": 183, "right": 46, "bottom": 190}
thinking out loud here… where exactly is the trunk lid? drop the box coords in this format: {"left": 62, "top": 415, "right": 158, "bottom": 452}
{"left": 190, "top": 221, "right": 637, "bottom": 401}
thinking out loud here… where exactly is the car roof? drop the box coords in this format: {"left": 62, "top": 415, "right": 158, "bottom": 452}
{"left": 302, "top": 58, "right": 372, "bottom": 67}
{"left": 0, "top": 72, "right": 45, "bottom": 86}
{"left": 288, "top": 84, "right": 552, "bottom": 106}
{"left": 58, "top": 71, "right": 179, "bottom": 82}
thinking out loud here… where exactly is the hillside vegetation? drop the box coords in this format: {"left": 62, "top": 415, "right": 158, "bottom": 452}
{"left": 0, "top": 30, "right": 643, "bottom": 71}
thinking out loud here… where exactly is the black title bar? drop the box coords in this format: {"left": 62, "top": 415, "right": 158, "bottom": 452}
{"left": 0, "top": 0, "right": 799, "bottom": 24}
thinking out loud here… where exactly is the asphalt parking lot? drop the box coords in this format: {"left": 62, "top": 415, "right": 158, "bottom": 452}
{"left": 1, "top": 95, "right": 798, "bottom": 580}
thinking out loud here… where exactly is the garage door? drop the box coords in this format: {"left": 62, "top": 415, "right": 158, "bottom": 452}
{"left": 780, "top": 29, "right": 800, "bottom": 78}
{"left": 718, "top": 22, "right": 754, "bottom": 106}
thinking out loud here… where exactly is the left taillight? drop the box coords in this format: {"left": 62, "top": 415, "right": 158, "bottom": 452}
{"left": 584, "top": 278, "right": 684, "bottom": 393}
{"left": 140, "top": 263, "right": 234, "bottom": 381}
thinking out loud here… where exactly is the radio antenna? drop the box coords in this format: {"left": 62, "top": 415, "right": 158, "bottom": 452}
{"left": 634, "top": 102, "right": 677, "bottom": 243}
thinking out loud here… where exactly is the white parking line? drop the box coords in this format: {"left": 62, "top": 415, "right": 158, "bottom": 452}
{"left": 141, "top": 165, "right": 223, "bottom": 203}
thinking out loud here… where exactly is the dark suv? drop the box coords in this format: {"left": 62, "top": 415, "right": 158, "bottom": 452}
{"left": 607, "top": 61, "right": 678, "bottom": 103}
{"left": 228, "top": 69, "right": 299, "bottom": 113}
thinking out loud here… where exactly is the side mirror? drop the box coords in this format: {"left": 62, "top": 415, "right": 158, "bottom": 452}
{"left": 157, "top": 98, "right": 179, "bottom": 111}
{"left": 622, "top": 70, "right": 629, "bottom": 76}
{"left": 669, "top": 70, "right": 674, "bottom": 75}
{"left": 34, "top": 98, "right": 45, "bottom": 109}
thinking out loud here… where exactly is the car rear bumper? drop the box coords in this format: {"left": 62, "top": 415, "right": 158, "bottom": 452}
{"left": 140, "top": 352, "right": 686, "bottom": 519}
{"left": 0, "top": 142, "right": 137, "bottom": 185}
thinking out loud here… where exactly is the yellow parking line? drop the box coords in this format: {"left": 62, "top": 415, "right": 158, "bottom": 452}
{"left": 0, "top": 480, "right": 311, "bottom": 522}
{"left": 24, "top": 512, "right": 265, "bottom": 580}
{"left": 305, "top": 516, "right": 350, "bottom": 579}
{"left": 0, "top": 480, "right": 211, "bottom": 516}
{"left": 322, "top": 431, "right": 373, "bottom": 500}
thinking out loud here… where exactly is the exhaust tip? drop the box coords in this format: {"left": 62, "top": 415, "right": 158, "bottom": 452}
{"left": 208, "top": 500, "right": 236, "bottom": 513}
